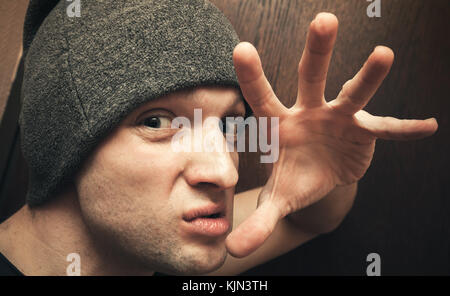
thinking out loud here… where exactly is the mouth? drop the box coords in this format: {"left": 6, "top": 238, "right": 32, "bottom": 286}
{"left": 183, "top": 204, "right": 226, "bottom": 221}
{"left": 182, "top": 203, "right": 230, "bottom": 237}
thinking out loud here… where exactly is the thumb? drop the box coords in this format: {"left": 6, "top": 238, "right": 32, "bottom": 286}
{"left": 225, "top": 198, "right": 282, "bottom": 258}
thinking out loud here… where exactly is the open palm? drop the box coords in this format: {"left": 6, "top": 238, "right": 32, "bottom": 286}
{"left": 226, "top": 13, "right": 438, "bottom": 258}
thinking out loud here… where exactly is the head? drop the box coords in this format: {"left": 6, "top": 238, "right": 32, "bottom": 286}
{"left": 72, "top": 85, "right": 246, "bottom": 275}
{"left": 19, "top": 0, "right": 251, "bottom": 275}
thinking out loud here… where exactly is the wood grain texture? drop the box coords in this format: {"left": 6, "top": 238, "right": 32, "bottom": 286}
{"left": 0, "top": 0, "right": 449, "bottom": 275}
{"left": 0, "top": 0, "right": 29, "bottom": 120}
{"left": 0, "top": 0, "right": 29, "bottom": 221}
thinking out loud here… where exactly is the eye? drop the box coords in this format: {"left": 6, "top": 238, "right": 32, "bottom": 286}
{"left": 141, "top": 115, "right": 172, "bottom": 129}
{"left": 222, "top": 119, "right": 235, "bottom": 135}
{"left": 221, "top": 117, "right": 243, "bottom": 143}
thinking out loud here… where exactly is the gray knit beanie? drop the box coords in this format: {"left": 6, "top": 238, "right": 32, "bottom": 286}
{"left": 19, "top": 0, "right": 250, "bottom": 206}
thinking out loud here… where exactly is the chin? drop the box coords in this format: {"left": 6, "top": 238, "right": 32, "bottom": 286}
{"left": 162, "top": 241, "right": 229, "bottom": 275}
{"left": 191, "top": 252, "right": 228, "bottom": 275}
{"left": 177, "top": 257, "right": 227, "bottom": 276}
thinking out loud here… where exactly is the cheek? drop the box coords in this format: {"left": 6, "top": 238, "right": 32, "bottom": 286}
{"left": 74, "top": 131, "right": 185, "bottom": 233}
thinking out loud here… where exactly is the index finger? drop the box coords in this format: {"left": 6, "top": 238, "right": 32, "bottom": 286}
{"left": 233, "top": 42, "right": 288, "bottom": 117}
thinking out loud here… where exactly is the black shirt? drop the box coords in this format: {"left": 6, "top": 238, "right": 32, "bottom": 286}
{"left": 0, "top": 252, "right": 23, "bottom": 276}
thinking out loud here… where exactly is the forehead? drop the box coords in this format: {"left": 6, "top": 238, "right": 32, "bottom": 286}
{"left": 134, "top": 85, "right": 245, "bottom": 114}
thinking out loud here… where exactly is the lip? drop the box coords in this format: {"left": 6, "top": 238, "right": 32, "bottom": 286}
{"left": 182, "top": 203, "right": 229, "bottom": 237}
{"left": 182, "top": 203, "right": 226, "bottom": 221}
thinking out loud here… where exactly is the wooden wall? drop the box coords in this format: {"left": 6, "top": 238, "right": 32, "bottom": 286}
{"left": 0, "top": 0, "right": 29, "bottom": 221}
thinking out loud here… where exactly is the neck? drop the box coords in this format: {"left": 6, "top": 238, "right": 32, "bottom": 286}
{"left": 0, "top": 189, "right": 154, "bottom": 276}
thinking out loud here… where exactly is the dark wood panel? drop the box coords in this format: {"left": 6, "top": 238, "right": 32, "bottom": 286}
{"left": 0, "top": 59, "right": 26, "bottom": 222}
{"left": 0, "top": 0, "right": 29, "bottom": 120}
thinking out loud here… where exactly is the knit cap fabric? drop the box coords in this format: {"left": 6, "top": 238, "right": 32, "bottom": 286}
{"left": 19, "top": 0, "right": 249, "bottom": 206}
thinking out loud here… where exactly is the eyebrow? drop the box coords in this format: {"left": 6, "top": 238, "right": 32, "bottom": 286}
{"left": 229, "top": 93, "right": 247, "bottom": 115}
{"left": 235, "top": 92, "right": 253, "bottom": 118}
{"left": 190, "top": 88, "right": 246, "bottom": 115}
{"left": 233, "top": 93, "right": 245, "bottom": 107}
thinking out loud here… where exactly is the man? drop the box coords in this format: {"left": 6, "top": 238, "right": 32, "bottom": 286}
{"left": 0, "top": 0, "right": 437, "bottom": 275}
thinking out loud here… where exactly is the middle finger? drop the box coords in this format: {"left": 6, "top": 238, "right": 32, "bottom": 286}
{"left": 296, "top": 13, "right": 338, "bottom": 109}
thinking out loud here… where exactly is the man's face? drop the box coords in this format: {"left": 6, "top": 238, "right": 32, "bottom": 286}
{"left": 74, "top": 86, "right": 246, "bottom": 275}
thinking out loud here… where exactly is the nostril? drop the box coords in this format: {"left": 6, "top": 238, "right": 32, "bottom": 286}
{"left": 197, "top": 182, "right": 221, "bottom": 191}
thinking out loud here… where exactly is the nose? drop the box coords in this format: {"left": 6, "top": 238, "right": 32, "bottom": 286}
{"left": 183, "top": 122, "right": 239, "bottom": 191}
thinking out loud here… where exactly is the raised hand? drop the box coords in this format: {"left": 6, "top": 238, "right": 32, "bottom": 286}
{"left": 225, "top": 13, "right": 438, "bottom": 258}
